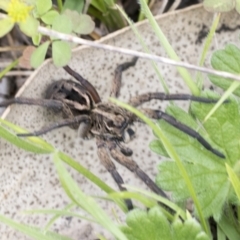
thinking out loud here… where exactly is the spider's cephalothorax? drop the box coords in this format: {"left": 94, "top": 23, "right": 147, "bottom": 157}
{"left": 1, "top": 57, "right": 225, "bottom": 210}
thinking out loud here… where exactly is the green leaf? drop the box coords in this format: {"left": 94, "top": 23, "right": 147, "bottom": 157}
{"left": 217, "top": 214, "right": 240, "bottom": 240}
{"left": 155, "top": 93, "right": 240, "bottom": 218}
{"left": 149, "top": 139, "right": 169, "bottom": 157}
{"left": 191, "top": 92, "right": 240, "bottom": 164}
{"left": 226, "top": 163, "right": 240, "bottom": 201}
{"left": 32, "top": 33, "right": 42, "bottom": 45}
{"left": 19, "top": 16, "right": 39, "bottom": 37}
{"left": 0, "top": 18, "right": 14, "bottom": 38}
{"left": 62, "top": 0, "right": 84, "bottom": 13}
{"left": 52, "top": 14, "right": 73, "bottom": 34}
{"left": 209, "top": 44, "right": 240, "bottom": 96}
{"left": 41, "top": 10, "right": 59, "bottom": 25}
{"left": 36, "top": 0, "right": 52, "bottom": 15}
{"left": 236, "top": 0, "right": 240, "bottom": 14}
{"left": 121, "top": 206, "right": 209, "bottom": 240}
{"left": 0, "top": 0, "right": 8, "bottom": 10}
{"left": 63, "top": 10, "right": 95, "bottom": 34}
{"left": 138, "top": 0, "right": 199, "bottom": 95}
{"left": 53, "top": 152, "right": 128, "bottom": 240}
{"left": 52, "top": 41, "right": 71, "bottom": 67}
{"left": 30, "top": 41, "right": 50, "bottom": 68}
{"left": 203, "top": 0, "right": 235, "bottom": 12}
{"left": 0, "top": 214, "right": 71, "bottom": 240}
{"left": 0, "top": 119, "right": 53, "bottom": 154}
{"left": 74, "top": 14, "right": 95, "bottom": 34}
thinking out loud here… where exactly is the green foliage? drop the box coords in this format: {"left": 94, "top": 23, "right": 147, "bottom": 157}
{"left": 36, "top": 0, "right": 52, "bottom": 16}
{"left": 0, "top": 18, "right": 15, "bottom": 38}
{"left": 1, "top": 1, "right": 240, "bottom": 239}
{"left": 30, "top": 3, "right": 95, "bottom": 68}
{"left": 226, "top": 163, "right": 240, "bottom": 201}
{"left": 0, "top": 0, "right": 39, "bottom": 38}
{"left": 62, "top": 0, "right": 84, "bottom": 13}
{"left": 203, "top": 0, "right": 236, "bottom": 12}
{"left": 138, "top": 0, "right": 199, "bottom": 96}
{"left": 209, "top": 44, "right": 240, "bottom": 96}
{"left": 52, "top": 40, "right": 71, "bottom": 67}
{"left": 0, "top": 0, "right": 95, "bottom": 68}
{"left": 0, "top": 214, "right": 71, "bottom": 240}
{"left": 53, "top": 152, "right": 128, "bottom": 240}
{"left": 41, "top": 10, "right": 59, "bottom": 25}
{"left": 31, "top": 41, "right": 50, "bottom": 68}
{"left": 88, "top": 0, "right": 126, "bottom": 32}
{"left": 152, "top": 93, "right": 240, "bottom": 219}
{"left": 0, "top": 118, "right": 54, "bottom": 153}
{"left": 121, "top": 206, "right": 209, "bottom": 240}
{"left": 63, "top": 9, "right": 95, "bottom": 34}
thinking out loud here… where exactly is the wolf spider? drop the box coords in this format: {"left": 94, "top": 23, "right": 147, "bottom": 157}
{"left": 0, "top": 57, "right": 224, "bottom": 210}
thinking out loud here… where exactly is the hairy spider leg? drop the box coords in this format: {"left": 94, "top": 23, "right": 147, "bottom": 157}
{"left": 0, "top": 97, "right": 92, "bottom": 138}
{"left": 110, "top": 57, "right": 138, "bottom": 98}
{"left": 96, "top": 138, "right": 133, "bottom": 210}
{"left": 128, "top": 93, "right": 225, "bottom": 158}
{"left": 0, "top": 98, "right": 63, "bottom": 109}
{"left": 64, "top": 65, "right": 101, "bottom": 103}
{"left": 17, "top": 115, "right": 90, "bottom": 137}
{"left": 129, "top": 92, "right": 228, "bottom": 107}
{"left": 107, "top": 140, "right": 169, "bottom": 199}
{"left": 143, "top": 109, "right": 224, "bottom": 158}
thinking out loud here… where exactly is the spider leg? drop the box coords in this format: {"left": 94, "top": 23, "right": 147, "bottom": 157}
{"left": 143, "top": 108, "right": 225, "bottom": 158}
{"left": 17, "top": 115, "right": 90, "bottom": 137}
{"left": 0, "top": 97, "right": 63, "bottom": 110}
{"left": 96, "top": 138, "right": 133, "bottom": 210}
{"left": 107, "top": 140, "right": 169, "bottom": 199}
{"left": 129, "top": 92, "right": 227, "bottom": 107}
{"left": 63, "top": 65, "right": 101, "bottom": 103}
{"left": 110, "top": 57, "right": 138, "bottom": 98}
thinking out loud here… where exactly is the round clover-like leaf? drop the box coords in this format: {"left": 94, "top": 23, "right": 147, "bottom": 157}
{"left": 52, "top": 14, "right": 73, "bottom": 34}
{"left": 36, "top": 0, "right": 52, "bottom": 16}
{"left": 52, "top": 40, "right": 71, "bottom": 67}
{"left": 75, "top": 14, "right": 95, "bottom": 34}
{"left": 0, "top": 18, "right": 14, "bottom": 38}
{"left": 41, "top": 10, "right": 59, "bottom": 25}
{"left": 32, "top": 33, "right": 42, "bottom": 45}
{"left": 63, "top": 10, "right": 95, "bottom": 34}
{"left": 62, "top": 0, "right": 84, "bottom": 13}
{"left": 19, "top": 15, "right": 39, "bottom": 37}
{"left": 30, "top": 41, "right": 50, "bottom": 68}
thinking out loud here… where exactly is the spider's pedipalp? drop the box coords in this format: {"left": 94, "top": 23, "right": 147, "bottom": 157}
{"left": 96, "top": 138, "right": 133, "bottom": 210}
{"left": 116, "top": 141, "right": 133, "bottom": 156}
{"left": 77, "top": 120, "right": 93, "bottom": 139}
{"left": 143, "top": 108, "right": 225, "bottom": 158}
{"left": 17, "top": 115, "right": 90, "bottom": 137}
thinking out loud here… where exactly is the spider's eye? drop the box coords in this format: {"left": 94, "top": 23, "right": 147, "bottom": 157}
{"left": 123, "top": 127, "right": 135, "bottom": 143}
